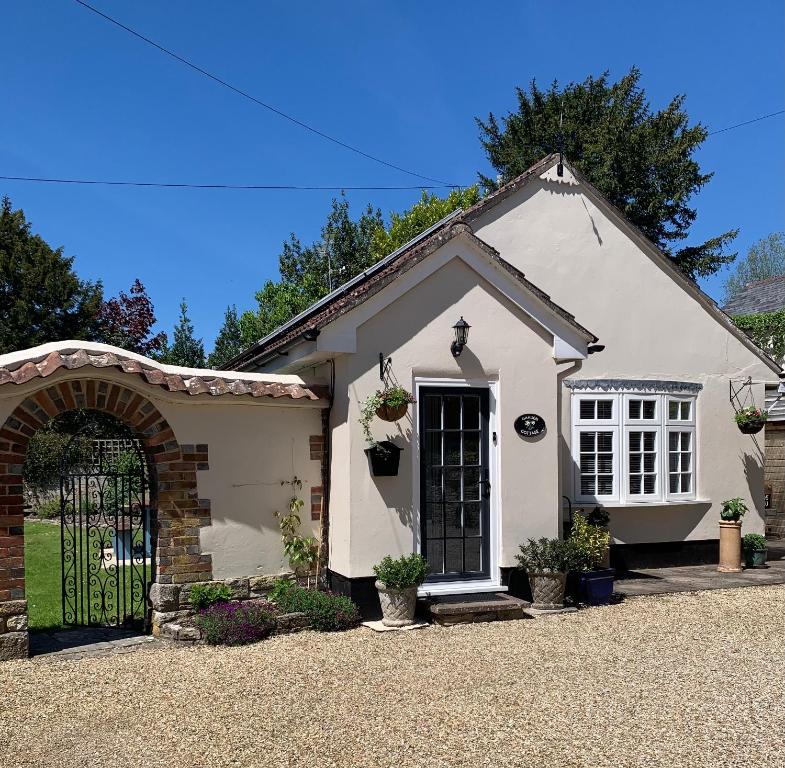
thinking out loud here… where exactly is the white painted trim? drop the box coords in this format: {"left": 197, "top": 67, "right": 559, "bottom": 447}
{"left": 412, "top": 376, "right": 501, "bottom": 590}
{"left": 418, "top": 582, "right": 507, "bottom": 597}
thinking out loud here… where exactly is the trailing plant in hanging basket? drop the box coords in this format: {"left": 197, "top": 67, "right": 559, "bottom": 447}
{"left": 359, "top": 385, "right": 416, "bottom": 443}
{"left": 734, "top": 406, "right": 767, "bottom": 434}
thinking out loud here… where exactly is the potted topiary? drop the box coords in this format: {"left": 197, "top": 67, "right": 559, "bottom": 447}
{"left": 567, "top": 514, "right": 615, "bottom": 605}
{"left": 516, "top": 537, "right": 577, "bottom": 610}
{"left": 718, "top": 497, "right": 747, "bottom": 573}
{"left": 742, "top": 533, "right": 767, "bottom": 568}
{"left": 373, "top": 553, "right": 429, "bottom": 626}
{"left": 734, "top": 406, "right": 767, "bottom": 435}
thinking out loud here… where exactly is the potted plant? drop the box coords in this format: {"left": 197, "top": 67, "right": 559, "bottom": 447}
{"left": 742, "top": 533, "right": 767, "bottom": 568}
{"left": 586, "top": 505, "right": 611, "bottom": 568}
{"left": 568, "top": 514, "right": 615, "bottom": 605}
{"left": 516, "top": 537, "right": 577, "bottom": 610}
{"left": 718, "top": 497, "right": 747, "bottom": 573}
{"left": 734, "top": 406, "right": 767, "bottom": 435}
{"left": 373, "top": 553, "right": 429, "bottom": 626}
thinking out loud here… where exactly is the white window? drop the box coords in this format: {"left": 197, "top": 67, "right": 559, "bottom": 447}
{"left": 572, "top": 391, "right": 697, "bottom": 504}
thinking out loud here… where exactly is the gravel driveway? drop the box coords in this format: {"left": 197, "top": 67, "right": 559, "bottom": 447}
{"left": 1, "top": 585, "right": 782, "bottom": 768}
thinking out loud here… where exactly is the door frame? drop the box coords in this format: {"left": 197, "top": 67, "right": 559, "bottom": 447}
{"left": 412, "top": 377, "right": 502, "bottom": 596}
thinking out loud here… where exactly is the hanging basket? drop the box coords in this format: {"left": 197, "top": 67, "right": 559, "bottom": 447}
{"left": 737, "top": 417, "right": 766, "bottom": 435}
{"left": 375, "top": 402, "right": 409, "bottom": 422}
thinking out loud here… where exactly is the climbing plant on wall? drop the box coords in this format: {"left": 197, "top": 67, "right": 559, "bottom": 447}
{"left": 732, "top": 309, "right": 785, "bottom": 362}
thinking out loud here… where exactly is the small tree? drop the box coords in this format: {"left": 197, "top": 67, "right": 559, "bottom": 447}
{"left": 158, "top": 300, "right": 205, "bottom": 368}
{"left": 97, "top": 278, "right": 166, "bottom": 356}
{"left": 207, "top": 305, "right": 245, "bottom": 369}
{"left": 724, "top": 232, "right": 785, "bottom": 302}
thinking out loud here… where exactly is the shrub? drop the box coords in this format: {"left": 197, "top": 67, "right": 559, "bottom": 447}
{"left": 188, "top": 583, "right": 232, "bottom": 610}
{"left": 194, "top": 600, "right": 278, "bottom": 646}
{"left": 568, "top": 515, "right": 610, "bottom": 571}
{"left": 585, "top": 505, "right": 610, "bottom": 528}
{"left": 271, "top": 584, "right": 360, "bottom": 631}
{"left": 516, "top": 537, "right": 578, "bottom": 573}
{"left": 742, "top": 533, "right": 767, "bottom": 553}
{"left": 35, "top": 498, "right": 61, "bottom": 519}
{"left": 373, "top": 553, "right": 429, "bottom": 589}
{"left": 720, "top": 498, "right": 748, "bottom": 521}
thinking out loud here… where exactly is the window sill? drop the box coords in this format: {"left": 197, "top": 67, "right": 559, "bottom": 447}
{"left": 597, "top": 499, "right": 710, "bottom": 508}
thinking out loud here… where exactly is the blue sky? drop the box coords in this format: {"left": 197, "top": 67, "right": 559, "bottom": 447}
{"left": 2, "top": 1, "right": 783, "bottom": 349}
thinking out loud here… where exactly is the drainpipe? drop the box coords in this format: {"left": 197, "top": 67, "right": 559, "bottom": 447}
{"left": 315, "top": 360, "right": 334, "bottom": 588}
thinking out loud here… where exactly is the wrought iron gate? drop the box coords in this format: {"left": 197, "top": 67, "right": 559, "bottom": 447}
{"left": 60, "top": 436, "right": 152, "bottom": 628}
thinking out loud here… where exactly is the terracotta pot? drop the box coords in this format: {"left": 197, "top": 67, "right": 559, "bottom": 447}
{"left": 718, "top": 520, "right": 742, "bottom": 572}
{"left": 375, "top": 581, "right": 417, "bottom": 626}
{"left": 375, "top": 402, "right": 409, "bottom": 422}
{"left": 527, "top": 571, "right": 567, "bottom": 610}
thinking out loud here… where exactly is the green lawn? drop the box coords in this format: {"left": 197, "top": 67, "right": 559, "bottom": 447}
{"left": 24, "top": 520, "right": 151, "bottom": 631}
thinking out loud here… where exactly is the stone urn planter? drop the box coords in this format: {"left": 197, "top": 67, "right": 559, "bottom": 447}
{"left": 528, "top": 571, "right": 567, "bottom": 610}
{"left": 375, "top": 581, "right": 417, "bottom": 626}
{"left": 718, "top": 521, "right": 742, "bottom": 572}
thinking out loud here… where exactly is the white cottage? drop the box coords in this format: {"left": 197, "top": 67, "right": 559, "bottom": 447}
{"left": 227, "top": 154, "right": 780, "bottom": 611}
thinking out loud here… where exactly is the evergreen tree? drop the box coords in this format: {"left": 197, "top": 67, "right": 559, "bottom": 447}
{"left": 0, "top": 195, "right": 103, "bottom": 353}
{"left": 477, "top": 68, "right": 736, "bottom": 280}
{"left": 724, "top": 232, "right": 785, "bottom": 302}
{"left": 207, "top": 305, "right": 244, "bottom": 369}
{"left": 158, "top": 299, "right": 205, "bottom": 368}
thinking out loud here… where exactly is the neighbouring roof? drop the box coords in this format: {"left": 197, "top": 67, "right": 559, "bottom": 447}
{"left": 224, "top": 219, "right": 597, "bottom": 370}
{"left": 0, "top": 342, "right": 327, "bottom": 401}
{"left": 722, "top": 275, "right": 785, "bottom": 316}
{"left": 458, "top": 154, "right": 782, "bottom": 376}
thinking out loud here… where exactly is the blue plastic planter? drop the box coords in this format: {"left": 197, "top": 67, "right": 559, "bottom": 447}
{"left": 578, "top": 568, "right": 616, "bottom": 605}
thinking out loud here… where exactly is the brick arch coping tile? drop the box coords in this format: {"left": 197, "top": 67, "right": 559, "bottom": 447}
{"left": 0, "top": 378, "right": 213, "bottom": 657}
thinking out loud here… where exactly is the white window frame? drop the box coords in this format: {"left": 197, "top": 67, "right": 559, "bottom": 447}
{"left": 572, "top": 390, "right": 698, "bottom": 505}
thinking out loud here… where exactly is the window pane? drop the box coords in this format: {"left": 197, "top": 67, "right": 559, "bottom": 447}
{"left": 642, "top": 401, "right": 656, "bottom": 419}
{"left": 445, "top": 504, "right": 463, "bottom": 537}
{"left": 597, "top": 432, "right": 613, "bottom": 452}
{"left": 444, "top": 396, "right": 461, "bottom": 429}
{"left": 425, "top": 503, "right": 443, "bottom": 538}
{"left": 681, "top": 453, "right": 692, "bottom": 472}
{"left": 681, "top": 432, "right": 691, "bottom": 450}
{"left": 580, "top": 432, "right": 596, "bottom": 452}
{"left": 597, "top": 454, "right": 614, "bottom": 473}
{"left": 463, "top": 432, "right": 480, "bottom": 466}
{"left": 464, "top": 502, "right": 481, "bottom": 536}
{"left": 629, "top": 431, "right": 641, "bottom": 451}
{"left": 643, "top": 475, "right": 656, "bottom": 494}
{"left": 462, "top": 397, "right": 480, "bottom": 430}
{"left": 444, "top": 432, "right": 461, "bottom": 466}
{"left": 426, "top": 539, "right": 444, "bottom": 574}
{"left": 424, "top": 396, "right": 441, "bottom": 429}
{"left": 464, "top": 538, "right": 481, "bottom": 572}
{"left": 445, "top": 539, "right": 463, "bottom": 573}
{"left": 681, "top": 473, "right": 692, "bottom": 492}
{"left": 630, "top": 476, "right": 642, "bottom": 494}
{"left": 669, "top": 401, "right": 679, "bottom": 420}
{"left": 597, "top": 476, "right": 613, "bottom": 495}
{"left": 629, "top": 453, "right": 641, "bottom": 473}
{"left": 581, "top": 476, "right": 596, "bottom": 495}
{"left": 669, "top": 432, "right": 680, "bottom": 451}
{"left": 581, "top": 454, "right": 596, "bottom": 473}
{"left": 596, "top": 400, "right": 613, "bottom": 419}
{"left": 628, "top": 400, "right": 641, "bottom": 420}
{"left": 580, "top": 400, "right": 596, "bottom": 419}
{"left": 463, "top": 467, "right": 480, "bottom": 500}
{"left": 643, "top": 453, "right": 656, "bottom": 473}
{"left": 643, "top": 432, "right": 656, "bottom": 452}
{"left": 680, "top": 402, "right": 691, "bottom": 420}
{"left": 425, "top": 468, "right": 442, "bottom": 502}
{"left": 425, "top": 431, "right": 442, "bottom": 468}
{"left": 444, "top": 468, "right": 462, "bottom": 501}
{"left": 669, "top": 453, "right": 680, "bottom": 472}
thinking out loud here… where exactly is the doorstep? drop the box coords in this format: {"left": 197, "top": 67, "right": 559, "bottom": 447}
{"left": 423, "top": 592, "right": 530, "bottom": 626}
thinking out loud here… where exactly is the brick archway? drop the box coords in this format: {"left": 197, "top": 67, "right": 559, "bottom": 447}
{"left": 0, "top": 378, "right": 212, "bottom": 658}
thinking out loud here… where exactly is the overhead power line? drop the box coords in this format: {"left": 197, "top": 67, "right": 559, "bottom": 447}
{"left": 707, "top": 109, "right": 785, "bottom": 136}
{"left": 0, "top": 175, "right": 457, "bottom": 191}
{"left": 72, "top": 0, "right": 453, "bottom": 186}
{"left": 3, "top": 107, "right": 781, "bottom": 193}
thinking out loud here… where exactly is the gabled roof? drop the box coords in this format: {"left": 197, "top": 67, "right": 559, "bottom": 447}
{"left": 0, "top": 342, "right": 327, "bottom": 401}
{"left": 458, "top": 154, "right": 782, "bottom": 376}
{"left": 723, "top": 275, "right": 785, "bottom": 316}
{"left": 224, "top": 219, "right": 597, "bottom": 370}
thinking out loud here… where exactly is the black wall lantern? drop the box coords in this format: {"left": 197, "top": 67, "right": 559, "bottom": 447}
{"left": 451, "top": 316, "right": 470, "bottom": 357}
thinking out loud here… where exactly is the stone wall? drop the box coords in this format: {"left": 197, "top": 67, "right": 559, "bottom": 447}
{"left": 150, "top": 574, "right": 308, "bottom": 642}
{"left": 0, "top": 599, "right": 28, "bottom": 660}
{"left": 764, "top": 423, "right": 785, "bottom": 537}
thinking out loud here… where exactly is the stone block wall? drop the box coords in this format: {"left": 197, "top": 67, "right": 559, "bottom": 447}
{"left": 0, "top": 599, "right": 28, "bottom": 660}
{"left": 764, "top": 423, "right": 785, "bottom": 537}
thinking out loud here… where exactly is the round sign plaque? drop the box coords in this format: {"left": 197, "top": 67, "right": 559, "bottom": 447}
{"left": 514, "top": 413, "right": 546, "bottom": 437}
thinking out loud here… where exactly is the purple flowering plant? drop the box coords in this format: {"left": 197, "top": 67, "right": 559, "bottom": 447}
{"left": 194, "top": 599, "right": 278, "bottom": 646}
